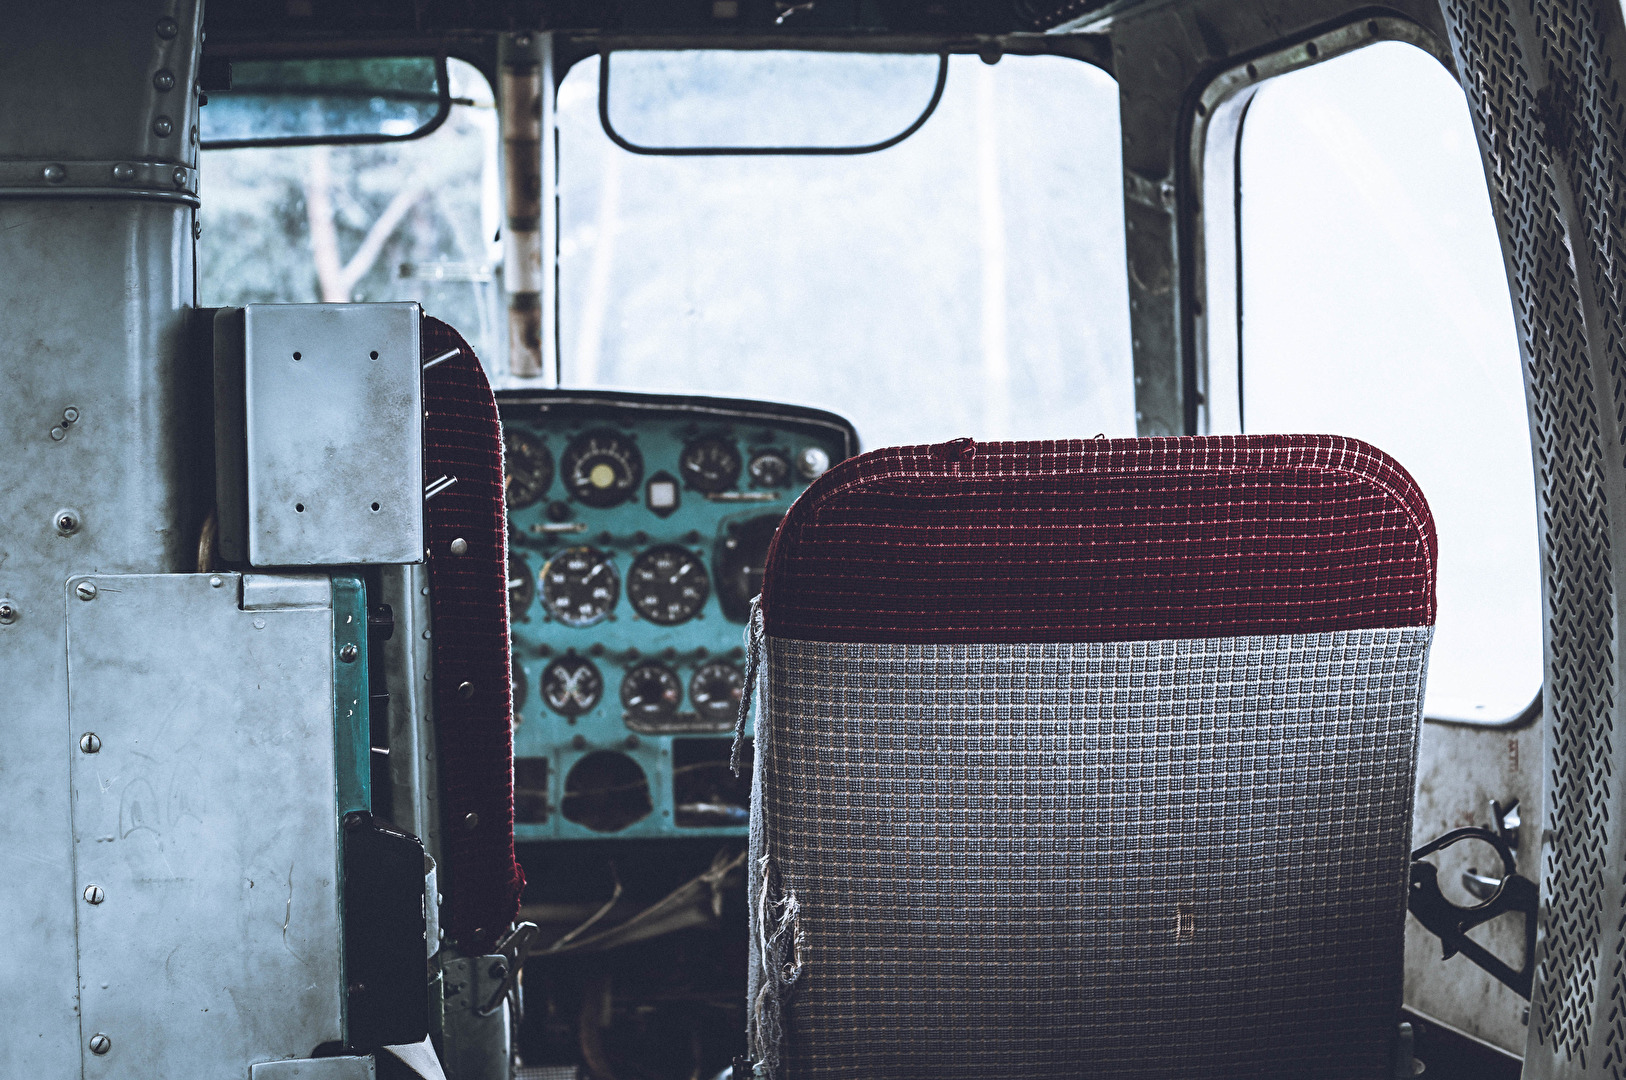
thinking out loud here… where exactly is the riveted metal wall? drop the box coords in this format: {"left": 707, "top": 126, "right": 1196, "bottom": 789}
{"left": 0, "top": 4, "right": 206, "bottom": 1076}
{"left": 1434, "top": 1, "right": 1626, "bottom": 1075}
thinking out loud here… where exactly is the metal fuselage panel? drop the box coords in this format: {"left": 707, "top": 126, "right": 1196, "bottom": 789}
{"left": 66, "top": 573, "right": 345, "bottom": 1075}
{"left": 239, "top": 303, "right": 425, "bottom": 567}
{"left": 1, "top": 3, "right": 205, "bottom": 1071}
{"left": 0, "top": 197, "right": 202, "bottom": 1077}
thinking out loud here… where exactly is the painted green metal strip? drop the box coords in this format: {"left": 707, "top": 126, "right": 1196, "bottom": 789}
{"left": 332, "top": 575, "right": 371, "bottom": 816}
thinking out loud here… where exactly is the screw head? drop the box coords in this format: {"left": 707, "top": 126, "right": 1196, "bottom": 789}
{"left": 62, "top": 406, "right": 80, "bottom": 424}
{"left": 83, "top": 884, "right": 104, "bottom": 905}
{"left": 209, "top": 575, "right": 223, "bottom": 588}
{"left": 41, "top": 163, "right": 65, "bottom": 183}
{"left": 110, "top": 163, "right": 135, "bottom": 183}
{"left": 155, "top": 15, "right": 178, "bottom": 37}
{"left": 88, "top": 1033, "right": 111, "bottom": 1055}
{"left": 50, "top": 426, "right": 66, "bottom": 441}
{"left": 457, "top": 681, "right": 475, "bottom": 699}
{"left": 152, "top": 115, "right": 173, "bottom": 138}
{"left": 339, "top": 643, "right": 359, "bottom": 663}
{"left": 75, "top": 581, "right": 98, "bottom": 601}
{"left": 0, "top": 600, "right": 16, "bottom": 625}
{"left": 79, "top": 733, "right": 101, "bottom": 754}
{"left": 153, "top": 68, "right": 175, "bottom": 91}
{"left": 171, "top": 167, "right": 187, "bottom": 188}
{"left": 463, "top": 812, "right": 479, "bottom": 830}
{"left": 55, "top": 508, "right": 81, "bottom": 536}
{"left": 449, "top": 537, "right": 469, "bottom": 555}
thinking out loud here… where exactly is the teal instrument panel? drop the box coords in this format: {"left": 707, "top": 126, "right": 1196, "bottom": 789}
{"left": 496, "top": 389, "right": 858, "bottom": 841}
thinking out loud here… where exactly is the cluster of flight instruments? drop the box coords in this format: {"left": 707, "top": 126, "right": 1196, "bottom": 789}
{"left": 496, "top": 392, "right": 855, "bottom": 840}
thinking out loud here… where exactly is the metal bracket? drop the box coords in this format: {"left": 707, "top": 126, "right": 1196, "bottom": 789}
{"left": 475, "top": 922, "right": 540, "bottom": 1017}
{"left": 1408, "top": 826, "right": 1536, "bottom": 999}
{"left": 442, "top": 953, "right": 510, "bottom": 1014}
{"left": 1492, "top": 797, "right": 1520, "bottom": 851}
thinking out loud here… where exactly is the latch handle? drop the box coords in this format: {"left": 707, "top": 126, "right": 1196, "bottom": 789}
{"left": 1408, "top": 826, "right": 1536, "bottom": 999}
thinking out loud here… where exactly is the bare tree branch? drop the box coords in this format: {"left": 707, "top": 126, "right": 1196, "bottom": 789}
{"left": 304, "top": 146, "right": 348, "bottom": 302}
{"left": 338, "top": 180, "right": 427, "bottom": 297}
{"left": 302, "top": 143, "right": 427, "bottom": 302}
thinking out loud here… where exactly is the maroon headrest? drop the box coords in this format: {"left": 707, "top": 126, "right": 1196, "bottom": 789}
{"left": 761, "top": 434, "right": 1437, "bottom": 644}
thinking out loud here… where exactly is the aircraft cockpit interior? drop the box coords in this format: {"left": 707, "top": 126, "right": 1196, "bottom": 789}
{"left": 11, "top": 1, "right": 1626, "bottom": 1078}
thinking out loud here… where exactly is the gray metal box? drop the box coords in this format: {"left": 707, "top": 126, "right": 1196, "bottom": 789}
{"left": 67, "top": 573, "right": 344, "bottom": 1076}
{"left": 217, "top": 303, "right": 424, "bottom": 566}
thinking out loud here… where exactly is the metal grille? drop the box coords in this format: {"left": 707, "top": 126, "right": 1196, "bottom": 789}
{"left": 756, "top": 629, "right": 1429, "bottom": 1078}
{"left": 1438, "top": 1, "right": 1620, "bottom": 1071}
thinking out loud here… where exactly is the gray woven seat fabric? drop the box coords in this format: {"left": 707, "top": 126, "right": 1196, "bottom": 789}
{"left": 742, "top": 436, "right": 1436, "bottom": 1079}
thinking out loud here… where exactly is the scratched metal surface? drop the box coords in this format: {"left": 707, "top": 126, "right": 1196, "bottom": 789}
{"left": 242, "top": 302, "right": 424, "bottom": 567}
{"left": 1403, "top": 715, "right": 1543, "bottom": 1054}
{"left": 66, "top": 573, "right": 344, "bottom": 1076}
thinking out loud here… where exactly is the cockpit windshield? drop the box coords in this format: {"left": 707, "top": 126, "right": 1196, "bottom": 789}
{"left": 556, "top": 51, "right": 1135, "bottom": 446}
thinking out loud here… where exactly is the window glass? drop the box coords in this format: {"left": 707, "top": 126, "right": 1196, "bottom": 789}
{"left": 198, "top": 59, "right": 502, "bottom": 363}
{"left": 557, "top": 52, "right": 1134, "bottom": 448}
{"left": 1238, "top": 42, "right": 1540, "bottom": 722}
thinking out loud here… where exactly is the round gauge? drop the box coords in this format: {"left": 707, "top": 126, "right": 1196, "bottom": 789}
{"left": 542, "top": 653, "right": 603, "bottom": 717}
{"left": 507, "top": 553, "right": 535, "bottom": 618}
{"left": 620, "top": 662, "right": 682, "bottom": 718}
{"left": 540, "top": 545, "right": 619, "bottom": 628}
{"left": 561, "top": 429, "right": 643, "bottom": 508}
{"left": 748, "top": 450, "right": 791, "bottom": 488}
{"left": 797, "top": 445, "right": 831, "bottom": 481}
{"left": 504, "top": 429, "right": 553, "bottom": 509}
{"left": 680, "top": 435, "right": 742, "bottom": 493}
{"left": 714, "top": 513, "right": 780, "bottom": 623}
{"left": 690, "top": 661, "right": 744, "bottom": 724}
{"left": 511, "top": 656, "right": 528, "bottom": 713}
{"left": 627, "top": 544, "right": 711, "bottom": 625}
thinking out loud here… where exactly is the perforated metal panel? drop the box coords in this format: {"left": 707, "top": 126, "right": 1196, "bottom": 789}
{"left": 753, "top": 630, "right": 1429, "bottom": 1078}
{"left": 1437, "top": 1, "right": 1626, "bottom": 1074}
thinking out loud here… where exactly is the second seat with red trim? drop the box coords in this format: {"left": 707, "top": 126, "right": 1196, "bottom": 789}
{"left": 739, "top": 434, "right": 1437, "bottom": 1080}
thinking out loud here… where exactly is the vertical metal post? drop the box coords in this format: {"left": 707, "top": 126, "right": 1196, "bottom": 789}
{"left": 0, "top": 3, "right": 205, "bottom": 1075}
{"left": 499, "top": 32, "right": 555, "bottom": 382}
{"left": 1109, "top": 17, "right": 1199, "bottom": 438}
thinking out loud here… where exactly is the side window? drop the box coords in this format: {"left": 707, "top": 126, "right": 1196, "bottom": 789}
{"left": 198, "top": 59, "right": 501, "bottom": 363}
{"left": 1234, "top": 41, "right": 1540, "bottom": 722}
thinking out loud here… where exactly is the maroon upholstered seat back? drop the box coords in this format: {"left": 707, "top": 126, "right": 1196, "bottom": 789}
{"left": 746, "top": 434, "right": 1436, "bottom": 1079}
{"left": 422, "top": 316, "right": 523, "bottom": 955}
